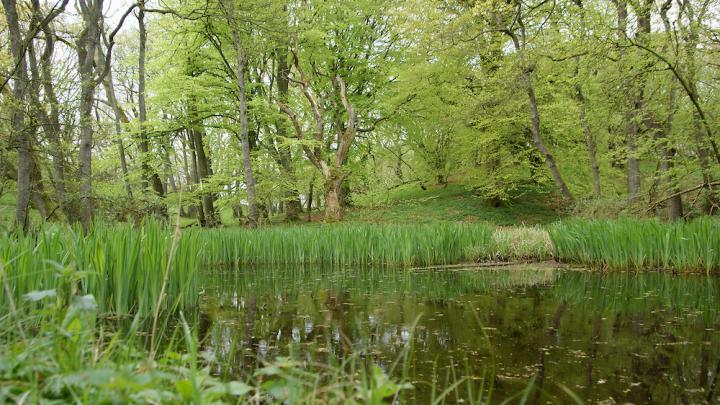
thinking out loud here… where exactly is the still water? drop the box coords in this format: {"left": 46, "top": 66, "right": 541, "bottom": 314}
{"left": 199, "top": 267, "right": 720, "bottom": 403}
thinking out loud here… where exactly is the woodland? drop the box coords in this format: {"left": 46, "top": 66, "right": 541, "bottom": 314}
{"left": 2, "top": 0, "right": 720, "bottom": 404}
{"left": 1, "top": 0, "right": 719, "bottom": 229}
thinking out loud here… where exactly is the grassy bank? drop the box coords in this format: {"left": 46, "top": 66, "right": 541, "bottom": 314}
{"left": 549, "top": 219, "right": 720, "bottom": 273}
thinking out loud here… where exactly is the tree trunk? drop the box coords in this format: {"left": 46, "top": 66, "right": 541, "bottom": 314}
{"left": 138, "top": 1, "right": 166, "bottom": 204}
{"left": 28, "top": 3, "right": 71, "bottom": 220}
{"left": 186, "top": 129, "right": 207, "bottom": 227}
{"left": 508, "top": 26, "right": 573, "bottom": 201}
{"left": 190, "top": 126, "right": 218, "bottom": 227}
{"left": 571, "top": 7, "right": 601, "bottom": 199}
{"left": 102, "top": 64, "right": 133, "bottom": 199}
{"left": 76, "top": 0, "right": 103, "bottom": 233}
{"left": 223, "top": 0, "right": 258, "bottom": 228}
{"left": 324, "top": 179, "right": 342, "bottom": 222}
{"left": 626, "top": 109, "right": 641, "bottom": 197}
{"left": 2, "top": 0, "right": 32, "bottom": 231}
{"left": 657, "top": 7, "right": 682, "bottom": 221}
{"left": 275, "top": 49, "right": 302, "bottom": 221}
{"left": 307, "top": 178, "right": 314, "bottom": 222}
{"left": 519, "top": 64, "right": 572, "bottom": 200}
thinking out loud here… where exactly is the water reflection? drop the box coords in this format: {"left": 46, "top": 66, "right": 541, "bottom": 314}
{"left": 200, "top": 267, "right": 720, "bottom": 403}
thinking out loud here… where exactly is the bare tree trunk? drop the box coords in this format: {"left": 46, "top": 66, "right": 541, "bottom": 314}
{"left": 680, "top": 2, "right": 717, "bottom": 214}
{"left": 223, "top": 0, "right": 258, "bottom": 228}
{"left": 164, "top": 146, "right": 178, "bottom": 194}
{"left": 614, "top": 0, "right": 641, "bottom": 198}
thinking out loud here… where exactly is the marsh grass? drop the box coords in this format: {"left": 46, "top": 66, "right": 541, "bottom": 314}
{"left": 199, "top": 222, "right": 492, "bottom": 267}
{"left": 549, "top": 218, "right": 720, "bottom": 273}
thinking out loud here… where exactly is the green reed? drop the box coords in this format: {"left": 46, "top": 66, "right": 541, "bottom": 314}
{"left": 197, "top": 222, "right": 491, "bottom": 267}
{"left": 0, "top": 221, "right": 199, "bottom": 319}
{"left": 549, "top": 218, "right": 720, "bottom": 273}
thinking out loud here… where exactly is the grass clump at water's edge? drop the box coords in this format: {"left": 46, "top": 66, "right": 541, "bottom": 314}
{"left": 468, "top": 226, "right": 553, "bottom": 262}
{"left": 549, "top": 218, "right": 720, "bottom": 273}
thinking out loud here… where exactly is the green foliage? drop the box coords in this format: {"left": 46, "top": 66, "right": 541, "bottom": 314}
{"left": 549, "top": 218, "right": 720, "bottom": 273}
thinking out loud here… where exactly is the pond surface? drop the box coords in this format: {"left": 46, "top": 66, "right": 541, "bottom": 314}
{"left": 199, "top": 267, "right": 720, "bottom": 403}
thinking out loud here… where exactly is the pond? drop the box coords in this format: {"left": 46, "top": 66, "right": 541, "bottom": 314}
{"left": 199, "top": 266, "right": 720, "bottom": 403}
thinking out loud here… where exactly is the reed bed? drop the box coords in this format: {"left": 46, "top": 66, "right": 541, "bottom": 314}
{"left": 0, "top": 222, "right": 199, "bottom": 318}
{"left": 197, "top": 223, "right": 491, "bottom": 267}
{"left": 549, "top": 218, "right": 720, "bottom": 273}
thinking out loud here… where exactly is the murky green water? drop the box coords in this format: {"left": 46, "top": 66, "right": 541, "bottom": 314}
{"left": 199, "top": 267, "right": 720, "bottom": 403}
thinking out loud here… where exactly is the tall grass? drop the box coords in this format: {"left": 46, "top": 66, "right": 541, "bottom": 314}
{"left": 0, "top": 221, "right": 199, "bottom": 318}
{"left": 549, "top": 218, "right": 720, "bottom": 273}
{"left": 198, "top": 223, "right": 491, "bottom": 267}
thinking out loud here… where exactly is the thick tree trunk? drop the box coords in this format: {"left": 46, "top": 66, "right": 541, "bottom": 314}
{"left": 185, "top": 129, "right": 207, "bottom": 226}
{"left": 324, "top": 179, "right": 342, "bottom": 222}
{"left": 626, "top": 110, "right": 641, "bottom": 197}
{"left": 571, "top": 6, "right": 601, "bottom": 199}
{"left": 76, "top": 0, "right": 103, "bottom": 232}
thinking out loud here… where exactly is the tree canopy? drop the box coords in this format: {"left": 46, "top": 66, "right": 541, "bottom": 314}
{"left": 2, "top": 0, "right": 719, "bottom": 229}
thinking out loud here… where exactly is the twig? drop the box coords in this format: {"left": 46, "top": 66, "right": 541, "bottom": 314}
{"left": 149, "top": 187, "right": 183, "bottom": 360}
{"left": 648, "top": 180, "right": 720, "bottom": 210}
